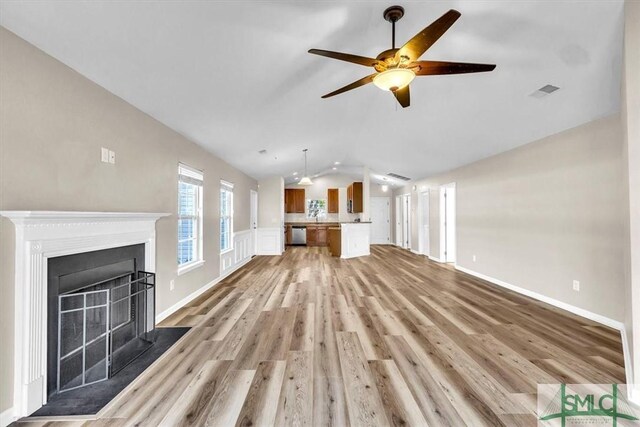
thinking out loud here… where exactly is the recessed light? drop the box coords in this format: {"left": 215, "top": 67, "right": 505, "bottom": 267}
{"left": 332, "top": 167, "right": 337, "bottom": 170}
{"left": 334, "top": 161, "right": 340, "bottom": 165}
{"left": 292, "top": 172, "right": 298, "bottom": 176}
{"left": 295, "top": 177, "right": 299, "bottom": 180}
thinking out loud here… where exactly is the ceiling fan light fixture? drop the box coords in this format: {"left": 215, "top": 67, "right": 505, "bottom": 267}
{"left": 373, "top": 68, "right": 415, "bottom": 92}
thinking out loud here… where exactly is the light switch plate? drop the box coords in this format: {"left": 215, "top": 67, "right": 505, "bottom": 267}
{"left": 101, "top": 147, "right": 109, "bottom": 163}
{"left": 108, "top": 150, "right": 115, "bottom": 164}
{"left": 572, "top": 280, "right": 580, "bottom": 291}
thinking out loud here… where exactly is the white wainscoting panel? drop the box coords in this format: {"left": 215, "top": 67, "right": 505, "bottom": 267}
{"left": 257, "top": 227, "right": 283, "bottom": 256}
{"left": 220, "top": 230, "right": 252, "bottom": 277}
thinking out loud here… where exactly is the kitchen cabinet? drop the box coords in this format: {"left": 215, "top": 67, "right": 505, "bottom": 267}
{"left": 285, "top": 188, "right": 305, "bottom": 213}
{"left": 328, "top": 227, "right": 341, "bottom": 257}
{"left": 327, "top": 188, "right": 339, "bottom": 213}
{"left": 317, "top": 226, "right": 327, "bottom": 245}
{"left": 347, "top": 182, "right": 363, "bottom": 213}
{"left": 306, "top": 226, "right": 317, "bottom": 245}
{"left": 305, "top": 224, "right": 329, "bottom": 247}
{"left": 285, "top": 225, "right": 292, "bottom": 245}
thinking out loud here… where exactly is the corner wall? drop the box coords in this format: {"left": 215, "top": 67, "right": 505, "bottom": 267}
{"left": 0, "top": 27, "right": 257, "bottom": 416}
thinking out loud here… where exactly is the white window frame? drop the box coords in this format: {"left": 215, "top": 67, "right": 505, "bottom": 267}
{"left": 177, "top": 163, "right": 204, "bottom": 275}
{"left": 220, "top": 180, "right": 234, "bottom": 254}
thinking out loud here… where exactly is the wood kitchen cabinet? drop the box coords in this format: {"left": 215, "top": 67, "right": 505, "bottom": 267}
{"left": 328, "top": 227, "right": 341, "bottom": 257}
{"left": 347, "top": 182, "right": 363, "bottom": 213}
{"left": 306, "top": 224, "right": 329, "bottom": 247}
{"left": 285, "top": 188, "right": 305, "bottom": 213}
{"left": 285, "top": 225, "right": 292, "bottom": 245}
{"left": 327, "top": 188, "right": 339, "bottom": 213}
{"left": 316, "top": 226, "right": 327, "bottom": 245}
{"left": 306, "top": 226, "right": 317, "bottom": 245}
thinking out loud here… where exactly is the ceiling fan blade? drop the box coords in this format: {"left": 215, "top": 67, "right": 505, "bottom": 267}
{"left": 394, "top": 9, "right": 461, "bottom": 63}
{"left": 411, "top": 60, "right": 496, "bottom": 75}
{"left": 393, "top": 86, "right": 410, "bottom": 108}
{"left": 308, "top": 49, "right": 380, "bottom": 67}
{"left": 321, "top": 74, "right": 376, "bottom": 98}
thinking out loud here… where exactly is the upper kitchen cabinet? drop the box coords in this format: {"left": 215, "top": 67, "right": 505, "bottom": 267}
{"left": 347, "top": 182, "right": 363, "bottom": 213}
{"left": 285, "top": 188, "right": 305, "bottom": 213}
{"left": 327, "top": 188, "right": 339, "bottom": 213}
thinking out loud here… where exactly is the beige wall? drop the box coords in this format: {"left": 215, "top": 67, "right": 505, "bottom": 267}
{"left": 394, "top": 114, "right": 627, "bottom": 323}
{"left": 623, "top": 0, "right": 640, "bottom": 397}
{"left": 258, "top": 176, "right": 284, "bottom": 228}
{"left": 0, "top": 28, "right": 257, "bottom": 412}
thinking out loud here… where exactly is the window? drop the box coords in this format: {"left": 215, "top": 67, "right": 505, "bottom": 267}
{"left": 178, "top": 163, "right": 203, "bottom": 270}
{"left": 220, "top": 180, "right": 234, "bottom": 252}
{"left": 307, "top": 199, "right": 327, "bottom": 220}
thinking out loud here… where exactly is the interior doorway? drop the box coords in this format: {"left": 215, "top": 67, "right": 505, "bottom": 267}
{"left": 439, "top": 183, "right": 456, "bottom": 263}
{"left": 418, "top": 190, "right": 430, "bottom": 256}
{"left": 370, "top": 197, "right": 391, "bottom": 244}
{"left": 395, "top": 195, "right": 402, "bottom": 246}
{"left": 250, "top": 189, "right": 258, "bottom": 256}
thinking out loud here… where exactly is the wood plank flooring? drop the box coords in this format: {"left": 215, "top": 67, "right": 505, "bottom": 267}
{"left": 18, "top": 246, "right": 625, "bottom": 426}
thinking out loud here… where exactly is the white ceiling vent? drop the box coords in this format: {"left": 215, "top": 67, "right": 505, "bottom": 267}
{"left": 387, "top": 172, "right": 411, "bottom": 181}
{"left": 530, "top": 84, "right": 560, "bottom": 98}
{"left": 258, "top": 149, "right": 267, "bottom": 154}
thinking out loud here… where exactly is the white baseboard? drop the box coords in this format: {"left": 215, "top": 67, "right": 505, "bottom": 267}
{"left": 428, "top": 255, "right": 443, "bottom": 263}
{"left": 410, "top": 249, "right": 421, "bottom": 255}
{"left": 155, "top": 256, "right": 252, "bottom": 324}
{"left": 1, "top": 407, "right": 14, "bottom": 427}
{"left": 454, "top": 264, "right": 634, "bottom": 392}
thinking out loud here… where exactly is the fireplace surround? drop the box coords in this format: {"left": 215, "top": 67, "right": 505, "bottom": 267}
{"left": 0, "top": 211, "right": 169, "bottom": 418}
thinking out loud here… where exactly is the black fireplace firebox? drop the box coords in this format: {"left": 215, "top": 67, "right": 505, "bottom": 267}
{"left": 47, "top": 245, "right": 156, "bottom": 396}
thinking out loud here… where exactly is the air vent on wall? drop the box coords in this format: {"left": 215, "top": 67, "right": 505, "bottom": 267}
{"left": 530, "top": 84, "right": 560, "bottom": 98}
{"left": 387, "top": 172, "right": 411, "bottom": 181}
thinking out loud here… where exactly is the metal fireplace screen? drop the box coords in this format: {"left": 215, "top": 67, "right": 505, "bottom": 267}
{"left": 57, "top": 271, "right": 155, "bottom": 393}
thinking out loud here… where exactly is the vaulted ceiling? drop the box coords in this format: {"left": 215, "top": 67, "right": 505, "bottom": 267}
{"left": 0, "top": 1, "right": 624, "bottom": 183}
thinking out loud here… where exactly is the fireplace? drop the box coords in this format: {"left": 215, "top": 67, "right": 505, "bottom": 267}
{"left": 0, "top": 211, "right": 169, "bottom": 418}
{"left": 47, "top": 244, "right": 156, "bottom": 396}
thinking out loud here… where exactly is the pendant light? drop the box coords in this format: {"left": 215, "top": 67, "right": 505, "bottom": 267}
{"left": 298, "top": 149, "right": 313, "bottom": 186}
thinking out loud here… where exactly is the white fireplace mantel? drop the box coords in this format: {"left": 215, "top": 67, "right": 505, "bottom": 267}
{"left": 0, "top": 211, "right": 169, "bottom": 420}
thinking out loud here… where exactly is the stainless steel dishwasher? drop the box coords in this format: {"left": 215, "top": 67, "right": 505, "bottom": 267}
{"left": 292, "top": 225, "right": 307, "bottom": 245}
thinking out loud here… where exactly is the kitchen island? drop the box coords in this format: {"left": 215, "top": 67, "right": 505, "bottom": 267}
{"left": 338, "top": 222, "right": 371, "bottom": 259}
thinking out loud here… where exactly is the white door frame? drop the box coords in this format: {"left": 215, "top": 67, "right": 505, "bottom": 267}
{"left": 250, "top": 189, "right": 258, "bottom": 256}
{"left": 370, "top": 196, "right": 391, "bottom": 244}
{"left": 400, "top": 193, "right": 411, "bottom": 249}
{"left": 395, "top": 195, "right": 402, "bottom": 246}
{"left": 418, "top": 190, "right": 430, "bottom": 256}
{"left": 439, "top": 183, "right": 456, "bottom": 263}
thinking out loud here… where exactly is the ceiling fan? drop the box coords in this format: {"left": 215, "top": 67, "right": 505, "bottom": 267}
{"left": 308, "top": 6, "right": 496, "bottom": 108}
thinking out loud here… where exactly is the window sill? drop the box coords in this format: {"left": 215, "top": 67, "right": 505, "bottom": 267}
{"left": 177, "top": 260, "right": 205, "bottom": 276}
{"left": 220, "top": 248, "right": 234, "bottom": 255}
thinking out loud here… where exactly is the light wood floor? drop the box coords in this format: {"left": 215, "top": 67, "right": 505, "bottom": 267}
{"left": 19, "top": 246, "right": 625, "bottom": 426}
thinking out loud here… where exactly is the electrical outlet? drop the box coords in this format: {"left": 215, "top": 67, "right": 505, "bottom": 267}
{"left": 108, "top": 150, "right": 116, "bottom": 164}
{"left": 472, "top": 255, "right": 476, "bottom": 262}
{"left": 170, "top": 279, "right": 175, "bottom": 291}
{"left": 573, "top": 280, "right": 580, "bottom": 292}
{"left": 101, "top": 147, "right": 109, "bottom": 163}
